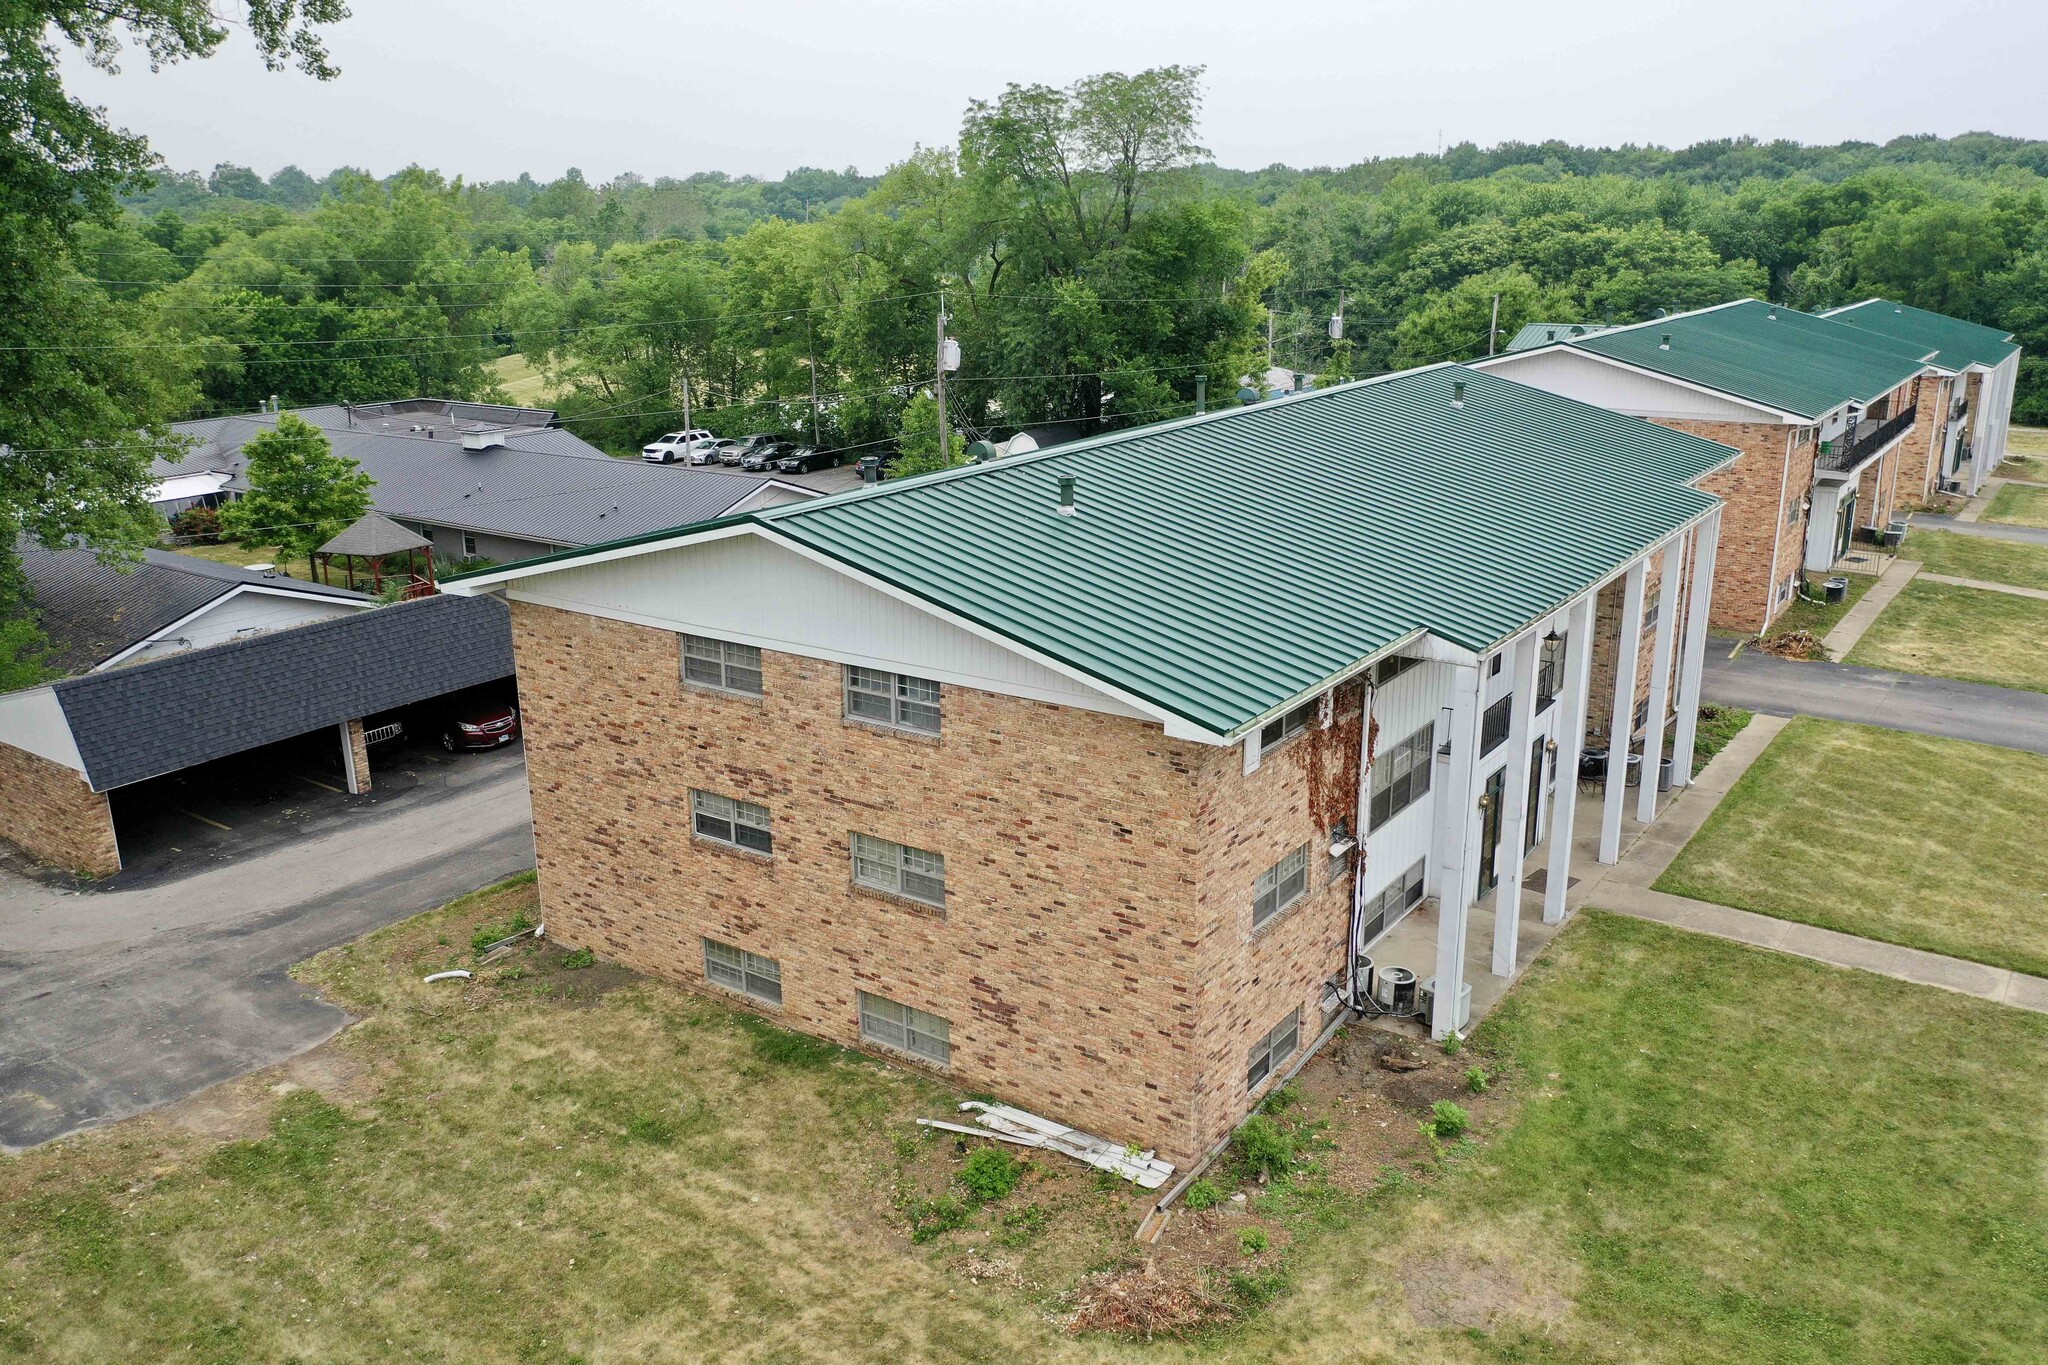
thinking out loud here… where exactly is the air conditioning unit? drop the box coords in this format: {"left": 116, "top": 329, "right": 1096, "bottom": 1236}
{"left": 1418, "top": 975, "right": 1472, "bottom": 1031}
{"left": 1372, "top": 964, "right": 1418, "bottom": 1015}
{"left": 1351, "top": 956, "right": 1375, "bottom": 1007}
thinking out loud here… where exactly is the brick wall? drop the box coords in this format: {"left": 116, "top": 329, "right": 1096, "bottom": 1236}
{"left": 0, "top": 741, "right": 119, "bottom": 877}
{"left": 1900, "top": 373, "right": 1951, "bottom": 505}
{"left": 1584, "top": 550, "right": 1685, "bottom": 746}
{"left": 344, "top": 718, "right": 372, "bottom": 794}
{"left": 1657, "top": 419, "right": 1806, "bottom": 634}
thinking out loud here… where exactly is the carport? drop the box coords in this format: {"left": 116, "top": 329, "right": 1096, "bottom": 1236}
{"left": 0, "top": 593, "right": 513, "bottom": 876}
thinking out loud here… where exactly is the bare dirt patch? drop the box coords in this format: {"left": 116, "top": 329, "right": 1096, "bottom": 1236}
{"left": 157, "top": 1036, "right": 376, "bottom": 1144}
{"left": 1401, "top": 1248, "right": 1571, "bottom": 1330}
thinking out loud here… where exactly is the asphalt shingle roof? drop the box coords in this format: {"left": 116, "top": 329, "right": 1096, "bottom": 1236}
{"left": 162, "top": 401, "right": 785, "bottom": 548}
{"left": 21, "top": 543, "right": 369, "bottom": 676}
{"left": 1822, "top": 299, "right": 2020, "bottom": 373}
{"left": 53, "top": 592, "right": 514, "bottom": 791}
{"left": 319, "top": 512, "right": 433, "bottom": 558}
{"left": 1567, "top": 300, "right": 1933, "bottom": 419}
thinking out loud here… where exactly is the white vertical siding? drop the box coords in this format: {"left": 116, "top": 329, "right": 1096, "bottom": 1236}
{"left": 0, "top": 685, "right": 84, "bottom": 771}
{"left": 113, "top": 589, "right": 367, "bottom": 667}
{"left": 1480, "top": 349, "right": 1780, "bottom": 423}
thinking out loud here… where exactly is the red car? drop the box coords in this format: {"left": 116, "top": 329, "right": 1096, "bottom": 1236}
{"left": 441, "top": 702, "right": 520, "bottom": 752}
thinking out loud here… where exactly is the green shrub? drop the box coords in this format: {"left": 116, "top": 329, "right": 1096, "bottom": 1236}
{"left": 1233, "top": 1115, "right": 1295, "bottom": 1182}
{"left": 1424, "top": 1101, "right": 1470, "bottom": 1140}
{"left": 959, "top": 1146, "right": 1022, "bottom": 1203}
{"left": 1441, "top": 1031, "right": 1463, "bottom": 1056}
{"left": 560, "top": 947, "right": 595, "bottom": 969}
{"left": 1259, "top": 1080, "right": 1301, "bottom": 1115}
{"left": 470, "top": 911, "right": 534, "bottom": 957}
{"left": 1465, "top": 1066, "right": 1490, "bottom": 1093}
{"left": 1238, "top": 1227, "right": 1269, "bottom": 1257}
{"left": 1181, "top": 1178, "right": 1224, "bottom": 1211}
{"left": 904, "top": 1193, "right": 971, "bottom": 1243}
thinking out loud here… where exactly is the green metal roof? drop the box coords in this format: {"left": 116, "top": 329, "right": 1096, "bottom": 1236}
{"left": 736, "top": 365, "right": 1727, "bottom": 736}
{"left": 1822, "top": 298, "right": 2020, "bottom": 373}
{"left": 1567, "top": 300, "right": 1932, "bottom": 419}
{"left": 1504, "top": 321, "right": 1617, "bottom": 352}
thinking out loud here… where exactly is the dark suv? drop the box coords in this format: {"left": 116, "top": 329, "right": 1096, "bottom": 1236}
{"left": 740, "top": 441, "right": 790, "bottom": 471}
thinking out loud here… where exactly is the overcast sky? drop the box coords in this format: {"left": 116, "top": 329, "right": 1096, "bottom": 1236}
{"left": 63, "top": 0, "right": 2047, "bottom": 182}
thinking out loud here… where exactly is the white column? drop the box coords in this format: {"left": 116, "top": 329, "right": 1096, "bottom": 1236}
{"left": 1431, "top": 660, "right": 1484, "bottom": 1041}
{"left": 338, "top": 720, "right": 364, "bottom": 796}
{"left": 1490, "top": 634, "right": 1542, "bottom": 976}
{"left": 1636, "top": 537, "right": 1684, "bottom": 823}
{"left": 1600, "top": 558, "right": 1647, "bottom": 864}
{"left": 1544, "top": 592, "right": 1597, "bottom": 924}
{"left": 1668, "top": 510, "right": 1721, "bottom": 787}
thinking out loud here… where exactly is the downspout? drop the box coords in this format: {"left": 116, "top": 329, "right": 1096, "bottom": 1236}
{"left": 1343, "top": 681, "right": 1380, "bottom": 1010}
{"left": 1766, "top": 425, "right": 1797, "bottom": 626}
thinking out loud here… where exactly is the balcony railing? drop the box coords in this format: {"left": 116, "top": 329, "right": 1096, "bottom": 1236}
{"left": 1817, "top": 405, "right": 1917, "bottom": 474}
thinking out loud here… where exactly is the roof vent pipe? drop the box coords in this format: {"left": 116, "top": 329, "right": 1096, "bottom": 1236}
{"left": 1056, "top": 475, "right": 1078, "bottom": 517}
{"left": 1660, "top": 333, "right": 1672, "bottom": 351}
{"left": 1194, "top": 374, "right": 1207, "bottom": 415}
{"left": 1451, "top": 379, "right": 1466, "bottom": 409}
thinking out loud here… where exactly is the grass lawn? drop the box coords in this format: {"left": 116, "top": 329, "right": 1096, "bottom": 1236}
{"left": 1259, "top": 913, "right": 2048, "bottom": 1364}
{"left": 1657, "top": 716, "right": 2048, "bottom": 977}
{"left": 6, "top": 883, "right": 2047, "bottom": 1361}
{"left": 1765, "top": 572, "right": 1876, "bottom": 646}
{"left": 1981, "top": 481, "right": 2048, "bottom": 528}
{"left": 158, "top": 540, "right": 315, "bottom": 581}
{"left": 1994, "top": 452, "right": 2048, "bottom": 483}
{"left": 488, "top": 351, "right": 558, "bottom": 406}
{"left": 1846, "top": 577, "right": 2048, "bottom": 694}
{"left": 2004, "top": 424, "right": 2048, "bottom": 457}
{"left": 1690, "top": 703, "right": 1752, "bottom": 775}
{"left": 1901, "top": 527, "right": 2048, "bottom": 592}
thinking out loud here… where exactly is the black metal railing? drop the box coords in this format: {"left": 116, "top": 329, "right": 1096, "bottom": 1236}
{"left": 1818, "top": 405, "right": 1917, "bottom": 473}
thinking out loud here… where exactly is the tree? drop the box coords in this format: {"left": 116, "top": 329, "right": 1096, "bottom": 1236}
{"left": 218, "top": 414, "right": 372, "bottom": 572}
{"left": 892, "top": 393, "right": 965, "bottom": 477}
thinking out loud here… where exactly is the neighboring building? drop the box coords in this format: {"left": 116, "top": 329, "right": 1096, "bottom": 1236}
{"left": 154, "top": 398, "right": 821, "bottom": 566}
{"left": 1473, "top": 299, "right": 1934, "bottom": 632}
{"left": 1502, "top": 321, "right": 1618, "bottom": 352}
{"left": 17, "top": 542, "right": 372, "bottom": 674}
{"left": 445, "top": 364, "right": 1733, "bottom": 1166}
{"left": 1822, "top": 299, "right": 2023, "bottom": 500}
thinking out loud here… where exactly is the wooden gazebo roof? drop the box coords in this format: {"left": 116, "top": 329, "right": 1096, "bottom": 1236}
{"left": 318, "top": 511, "right": 432, "bottom": 558}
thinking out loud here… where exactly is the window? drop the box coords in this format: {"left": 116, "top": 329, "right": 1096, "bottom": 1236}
{"left": 1632, "top": 697, "right": 1650, "bottom": 735}
{"left": 852, "top": 832, "right": 947, "bottom": 907}
{"left": 682, "top": 634, "right": 763, "bottom": 694}
{"left": 1370, "top": 722, "right": 1435, "bottom": 831}
{"left": 1488, "top": 653, "right": 1504, "bottom": 678}
{"left": 692, "top": 790, "right": 772, "bottom": 854}
{"left": 1246, "top": 1008, "right": 1300, "bottom": 1092}
{"left": 1252, "top": 845, "right": 1310, "bottom": 929}
{"left": 1357, "top": 858, "right": 1426, "bottom": 946}
{"left": 462, "top": 532, "right": 478, "bottom": 557}
{"left": 1372, "top": 654, "right": 1419, "bottom": 687}
{"left": 1259, "top": 699, "right": 1318, "bottom": 753}
{"left": 1327, "top": 817, "right": 1355, "bottom": 884}
{"left": 1641, "top": 589, "right": 1661, "bottom": 634}
{"left": 1480, "top": 695, "right": 1512, "bottom": 755}
{"left": 858, "top": 991, "right": 950, "bottom": 1065}
{"left": 703, "top": 938, "right": 781, "bottom": 1006}
{"left": 1535, "top": 635, "right": 1563, "bottom": 711}
{"left": 845, "top": 666, "right": 941, "bottom": 733}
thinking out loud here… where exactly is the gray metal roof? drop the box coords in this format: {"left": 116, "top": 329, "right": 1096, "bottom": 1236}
{"left": 319, "top": 511, "right": 433, "bottom": 558}
{"left": 21, "top": 543, "right": 370, "bottom": 676}
{"left": 162, "top": 401, "right": 785, "bottom": 548}
{"left": 53, "top": 592, "right": 514, "bottom": 791}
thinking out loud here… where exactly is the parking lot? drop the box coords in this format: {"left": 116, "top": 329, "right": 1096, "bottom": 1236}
{"left": 647, "top": 454, "right": 866, "bottom": 497}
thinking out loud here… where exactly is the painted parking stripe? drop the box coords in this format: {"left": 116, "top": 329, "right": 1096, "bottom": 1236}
{"left": 293, "top": 773, "right": 345, "bottom": 794}
{"left": 175, "top": 808, "right": 232, "bottom": 831}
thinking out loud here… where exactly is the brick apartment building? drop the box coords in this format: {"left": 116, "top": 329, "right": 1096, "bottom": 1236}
{"left": 1822, "top": 299, "right": 2024, "bottom": 502}
{"left": 1479, "top": 299, "right": 1935, "bottom": 633}
{"left": 448, "top": 365, "right": 1734, "bottom": 1166}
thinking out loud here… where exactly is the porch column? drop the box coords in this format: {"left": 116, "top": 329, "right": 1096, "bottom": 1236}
{"left": 339, "top": 719, "right": 371, "bottom": 795}
{"left": 1431, "top": 659, "right": 1485, "bottom": 1041}
{"left": 1636, "top": 536, "right": 1685, "bottom": 823}
{"left": 1543, "top": 592, "right": 1597, "bottom": 924}
{"left": 1667, "top": 510, "right": 1721, "bottom": 787}
{"left": 1491, "top": 633, "right": 1542, "bottom": 977}
{"left": 1599, "top": 557, "right": 1648, "bottom": 864}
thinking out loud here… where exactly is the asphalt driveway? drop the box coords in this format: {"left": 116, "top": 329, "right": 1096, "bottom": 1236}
{"left": 0, "top": 744, "right": 535, "bottom": 1150}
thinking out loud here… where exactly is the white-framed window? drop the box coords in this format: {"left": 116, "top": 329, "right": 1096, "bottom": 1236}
{"left": 1252, "top": 845, "right": 1310, "bottom": 929}
{"left": 692, "top": 790, "right": 772, "bottom": 854}
{"left": 845, "top": 666, "right": 941, "bottom": 733}
{"left": 703, "top": 937, "right": 782, "bottom": 1006}
{"left": 858, "top": 991, "right": 950, "bottom": 1065}
{"left": 1259, "top": 699, "right": 1318, "bottom": 753}
{"left": 1358, "top": 857, "right": 1426, "bottom": 946}
{"left": 1246, "top": 1008, "right": 1300, "bottom": 1092}
{"left": 1642, "top": 589, "right": 1661, "bottom": 634}
{"left": 1370, "top": 722, "right": 1435, "bottom": 831}
{"left": 462, "top": 532, "right": 478, "bottom": 557}
{"left": 851, "top": 832, "right": 947, "bottom": 907}
{"left": 682, "top": 634, "right": 763, "bottom": 694}
{"left": 1372, "top": 654, "right": 1420, "bottom": 687}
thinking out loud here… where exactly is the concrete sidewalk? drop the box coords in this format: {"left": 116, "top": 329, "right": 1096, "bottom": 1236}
{"left": 1912, "top": 512, "right": 2048, "bottom": 547}
{"left": 1821, "top": 559, "right": 1918, "bottom": 655}
{"left": 1919, "top": 571, "right": 2048, "bottom": 601}
{"left": 1571, "top": 710, "right": 2048, "bottom": 1015}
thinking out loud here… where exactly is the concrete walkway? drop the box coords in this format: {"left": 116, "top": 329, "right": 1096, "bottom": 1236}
{"left": 1911, "top": 512, "right": 2048, "bottom": 547}
{"left": 1822, "top": 559, "right": 1918, "bottom": 655}
{"left": 1951, "top": 477, "right": 2000, "bottom": 523}
{"left": 1571, "top": 712, "right": 2048, "bottom": 1015}
{"left": 1700, "top": 642, "right": 2048, "bottom": 755}
{"left": 1919, "top": 571, "right": 2048, "bottom": 601}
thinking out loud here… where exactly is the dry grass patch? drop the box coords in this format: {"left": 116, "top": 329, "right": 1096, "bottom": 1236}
{"left": 1847, "top": 577, "right": 2048, "bottom": 693}
{"left": 1658, "top": 716, "right": 2048, "bottom": 976}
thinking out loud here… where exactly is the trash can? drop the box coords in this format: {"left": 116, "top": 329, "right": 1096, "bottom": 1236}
{"left": 1623, "top": 753, "right": 1644, "bottom": 787}
{"left": 1824, "top": 576, "right": 1849, "bottom": 604}
{"left": 1658, "top": 757, "right": 1675, "bottom": 792}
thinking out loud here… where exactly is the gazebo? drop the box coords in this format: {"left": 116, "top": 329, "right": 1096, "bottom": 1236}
{"left": 314, "top": 511, "right": 436, "bottom": 598}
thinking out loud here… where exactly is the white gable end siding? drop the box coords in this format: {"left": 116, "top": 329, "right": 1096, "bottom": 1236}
{"left": 1481, "top": 348, "right": 1781, "bottom": 424}
{"left": 507, "top": 533, "right": 1152, "bottom": 719}
{"left": 111, "top": 590, "right": 368, "bottom": 669}
{"left": 0, "top": 685, "right": 85, "bottom": 771}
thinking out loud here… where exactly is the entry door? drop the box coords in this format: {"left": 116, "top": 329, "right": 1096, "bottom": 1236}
{"left": 1477, "top": 767, "right": 1507, "bottom": 897}
{"left": 1524, "top": 738, "right": 1546, "bottom": 851}
{"left": 1835, "top": 489, "right": 1858, "bottom": 560}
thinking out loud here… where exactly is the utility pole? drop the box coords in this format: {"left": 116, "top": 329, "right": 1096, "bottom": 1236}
{"left": 806, "top": 311, "right": 821, "bottom": 447}
{"left": 1488, "top": 293, "right": 1501, "bottom": 356}
{"left": 935, "top": 290, "right": 950, "bottom": 465}
{"left": 1266, "top": 305, "right": 1275, "bottom": 371}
